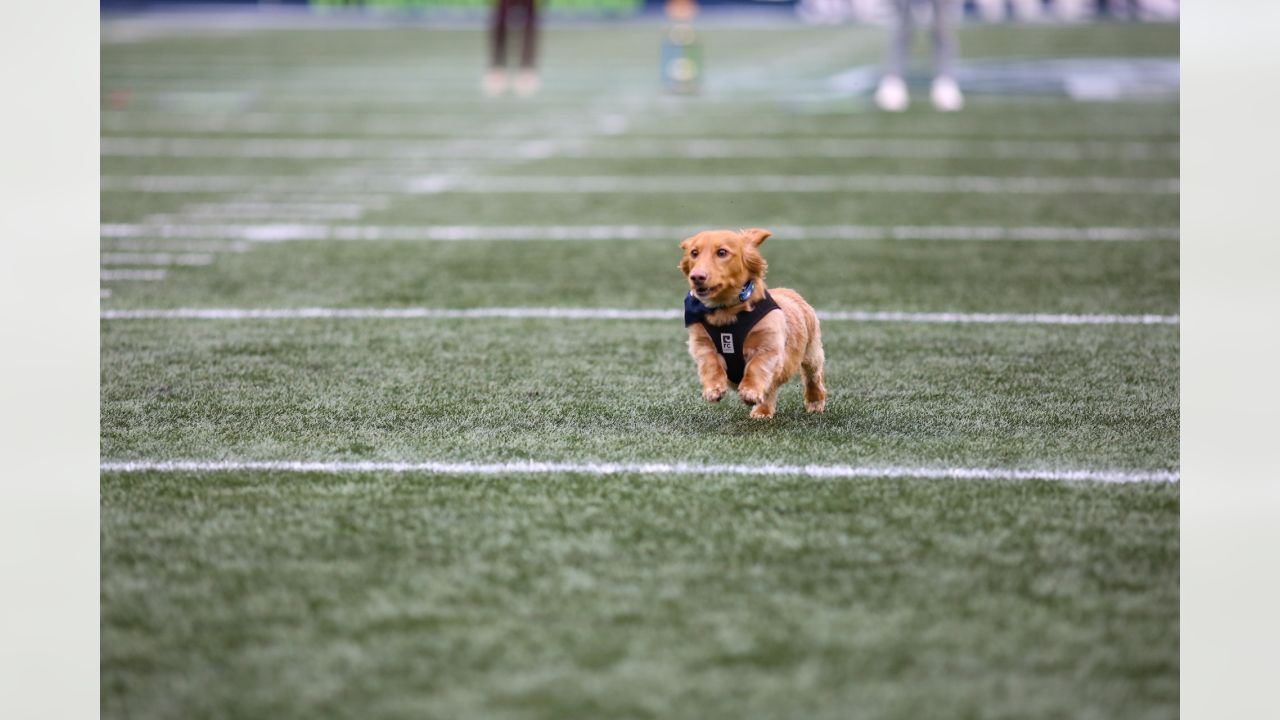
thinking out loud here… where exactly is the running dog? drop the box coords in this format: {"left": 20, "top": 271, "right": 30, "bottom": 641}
{"left": 679, "top": 228, "right": 826, "bottom": 419}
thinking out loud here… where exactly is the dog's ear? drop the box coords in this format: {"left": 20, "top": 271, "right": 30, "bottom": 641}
{"left": 743, "top": 243, "right": 768, "bottom": 279}
{"left": 741, "top": 228, "right": 772, "bottom": 247}
{"left": 678, "top": 237, "right": 695, "bottom": 273}
{"left": 740, "top": 229, "right": 769, "bottom": 278}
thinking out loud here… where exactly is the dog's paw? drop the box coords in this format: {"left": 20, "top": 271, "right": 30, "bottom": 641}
{"left": 749, "top": 404, "right": 775, "bottom": 420}
{"left": 738, "top": 386, "right": 764, "bottom": 406}
{"left": 805, "top": 399, "right": 826, "bottom": 413}
{"left": 702, "top": 384, "right": 726, "bottom": 403}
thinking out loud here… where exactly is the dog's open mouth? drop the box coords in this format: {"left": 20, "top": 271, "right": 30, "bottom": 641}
{"left": 694, "top": 284, "right": 720, "bottom": 298}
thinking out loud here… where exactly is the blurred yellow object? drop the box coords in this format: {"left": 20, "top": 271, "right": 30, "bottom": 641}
{"left": 661, "top": 21, "right": 702, "bottom": 94}
{"left": 662, "top": 0, "right": 701, "bottom": 94}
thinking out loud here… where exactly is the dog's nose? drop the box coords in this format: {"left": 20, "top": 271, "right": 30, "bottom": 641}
{"left": 689, "top": 271, "right": 707, "bottom": 285}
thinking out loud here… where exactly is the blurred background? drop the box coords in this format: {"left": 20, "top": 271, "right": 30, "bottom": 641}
{"left": 99, "top": 0, "right": 1179, "bottom": 307}
{"left": 101, "top": 0, "right": 1180, "bottom": 20}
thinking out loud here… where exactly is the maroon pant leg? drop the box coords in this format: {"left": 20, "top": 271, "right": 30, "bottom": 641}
{"left": 491, "top": 0, "right": 538, "bottom": 69}
{"left": 490, "top": 0, "right": 512, "bottom": 68}
{"left": 517, "top": 0, "right": 538, "bottom": 69}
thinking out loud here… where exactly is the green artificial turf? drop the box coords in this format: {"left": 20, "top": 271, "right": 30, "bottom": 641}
{"left": 100, "top": 188, "right": 1180, "bottom": 228}
{"left": 99, "top": 237, "right": 1179, "bottom": 314}
{"left": 102, "top": 319, "right": 1178, "bottom": 471}
{"left": 102, "top": 471, "right": 1178, "bottom": 720}
{"left": 101, "top": 16, "right": 1180, "bottom": 720}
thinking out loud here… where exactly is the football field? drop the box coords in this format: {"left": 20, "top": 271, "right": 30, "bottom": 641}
{"left": 101, "top": 16, "right": 1179, "bottom": 719}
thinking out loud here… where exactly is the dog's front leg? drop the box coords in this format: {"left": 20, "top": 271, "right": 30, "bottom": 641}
{"left": 688, "top": 326, "right": 729, "bottom": 402}
{"left": 738, "top": 315, "right": 786, "bottom": 418}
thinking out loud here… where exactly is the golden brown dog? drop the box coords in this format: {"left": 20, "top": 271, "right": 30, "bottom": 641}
{"left": 679, "top": 228, "right": 826, "bottom": 419}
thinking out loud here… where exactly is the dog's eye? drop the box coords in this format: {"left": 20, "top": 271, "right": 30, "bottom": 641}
{"left": 690, "top": 249, "right": 698, "bottom": 258}
{"left": 716, "top": 248, "right": 729, "bottom": 258}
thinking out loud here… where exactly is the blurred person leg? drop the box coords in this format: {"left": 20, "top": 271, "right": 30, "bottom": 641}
{"left": 928, "top": 0, "right": 963, "bottom": 111}
{"left": 513, "top": 0, "right": 540, "bottom": 96}
{"left": 484, "top": 0, "right": 513, "bottom": 96}
{"left": 972, "top": 0, "right": 1005, "bottom": 22}
{"left": 1052, "top": 0, "right": 1094, "bottom": 21}
{"left": 1010, "top": 0, "right": 1043, "bottom": 20}
{"left": 875, "top": 0, "right": 913, "bottom": 111}
{"left": 1138, "top": 0, "right": 1179, "bottom": 21}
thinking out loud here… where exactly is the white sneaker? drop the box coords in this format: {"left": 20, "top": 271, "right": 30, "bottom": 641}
{"left": 931, "top": 76, "right": 964, "bottom": 112}
{"left": 514, "top": 70, "right": 540, "bottom": 98}
{"left": 481, "top": 69, "right": 507, "bottom": 97}
{"left": 874, "top": 75, "right": 909, "bottom": 112}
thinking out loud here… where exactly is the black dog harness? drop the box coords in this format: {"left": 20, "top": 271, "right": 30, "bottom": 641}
{"left": 684, "top": 284, "right": 781, "bottom": 385}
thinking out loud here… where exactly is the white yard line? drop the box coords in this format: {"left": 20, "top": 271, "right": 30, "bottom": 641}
{"left": 100, "top": 136, "right": 1178, "bottom": 161}
{"left": 98, "top": 307, "right": 1179, "bottom": 325}
{"left": 100, "top": 253, "right": 214, "bottom": 266}
{"left": 100, "top": 269, "right": 167, "bottom": 281}
{"left": 99, "top": 110, "right": 1179, "bottom": 138}
{"left": 97, "top": 458, "right": 1179, "bottom": 484}
{"left": 147, "top": 203, "right": 374, "bottom": 221}
{"left": 101, "top": 239, "right": 252, "bottom": 253}
{"left": 136, "top": 197, "right": 394, "bottom": 226}
{"left": 422, "top": 175, "right": 1182, "bottom": 195}
{"left": 100, "top": 112, "right": 606, "bottom": 137}
{"left": 817, "top": 310, "right": 1179, "bottom": 325}
{"left": 100, "top": 174, "right": 1179, "bottom": 195}
{"left": 99, "top": 222, "right": 1179, "bottom": 243}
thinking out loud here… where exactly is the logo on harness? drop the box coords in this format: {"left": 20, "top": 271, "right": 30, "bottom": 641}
{"left": 720, "top": 333, "right": 734, "bottom": 353}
